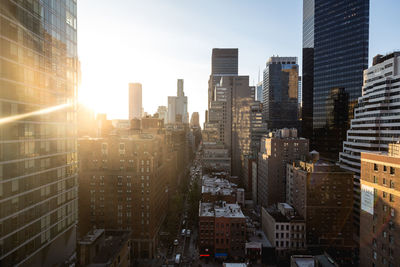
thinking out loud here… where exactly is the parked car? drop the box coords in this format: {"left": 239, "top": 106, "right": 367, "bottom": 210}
{"left": 173, "top": 239, "right": 179, "bottom": 246}
{"left": 181, "top": 229, "right": 186, "bottom": 236}
{"left": 186, "top": 229, "right": 191, "bottom": 237}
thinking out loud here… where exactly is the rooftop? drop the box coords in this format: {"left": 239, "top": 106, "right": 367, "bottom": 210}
{"left": 79, "top": 229, "right": 105, "bottom": 245}
{"left": 291, "top": 255, "right": 315, "bottom": 267}
{"left": 200, "top": 201, "right": 245, "bottom": 218}
{"left": 91, "top": 230, "right": 131, "bottom": 265}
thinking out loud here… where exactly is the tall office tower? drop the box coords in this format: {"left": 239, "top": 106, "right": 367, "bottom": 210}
{"left": 211, "top": 48, "right": 239, "bottom": 75}
{"left": 301, "top": 0, "right": 315, "bottom": 141}
{"left": 359, "top": 144, "right": 399, "bottom": 267}
{"left": 208, "top": 48, "right": 238, "bottom": 109}
{"left": 262, "top": 57, "right": 299, "bottom": 130}
{"left": 257, "top": 129, "right": 309, "bottom": 207}
{"left": 0, "top": 1, "right": 78, "bottom": 266}
{"left": 167, "top": 79, "right": 188, "bottom": 124}
{"left": 302, "top": 0, "right": 369, "bottom": 159}
{"left": 129, "top": 83, "right": 142, "bottom": 120}
{"left": 339, "top": 52, "right": 400, "bottom": 235}
{"left": 256, "top": 81, "right": 263, "bottom": 102}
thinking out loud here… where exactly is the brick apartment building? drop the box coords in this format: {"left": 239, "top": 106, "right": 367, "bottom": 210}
{"left": 289, "top": 153, "right": 355, "bottom": 264}
{"left": 359, "top": 143, "right": 400, "bottom": 267}
{"left": 78, "top": 133, "right": 178, "bottom": 259}
{"left": 198, "top": 201, "right": 246, "bottom": 259}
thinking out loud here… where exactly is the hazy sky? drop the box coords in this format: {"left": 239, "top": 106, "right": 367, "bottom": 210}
{"left": 78, "top": 0, "right": 400, "bottom": 124}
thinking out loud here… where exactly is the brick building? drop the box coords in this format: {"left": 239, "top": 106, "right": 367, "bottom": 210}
{"left": 257, "top": 128, "right": 309, "bottom": 207}
{"left": 289, "top": 154, "right": 355, "bottom": 264}
{"left": 359, "top": 143, "right": 400, "bottom": 267}
{"left": 78, "top": 133, "right": 177, "bottom": 259}
{"left": 198, "top": 201, "right": 246, "bottom": 259}
{"left": 261, "top": 203, "right": 306, "bottom": 257}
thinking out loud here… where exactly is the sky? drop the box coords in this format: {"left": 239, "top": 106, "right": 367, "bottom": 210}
{"left": 78, "top": 0, "right": 400, "bottom": 125}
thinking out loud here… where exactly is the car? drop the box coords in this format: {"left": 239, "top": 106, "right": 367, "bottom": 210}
{"left": 175, "top": 254, "right": 181, "bottom": 264}
{"left": 186, "top": 229, "right": 191, "bottom": 237}
{"left": 173, "top": 239, "right": 179, "bottom": 246}
{"left": 181, "top": 229, "right": 186, "bottom": 236}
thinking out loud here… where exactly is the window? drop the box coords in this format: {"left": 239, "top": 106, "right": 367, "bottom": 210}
{"left": 390, "top": 180, "right": 395, "bottom": 189}
{"left": 390, "top": 167, "right": 395, "bottom": 175}
{"left": 390, "top": 194, "right": 394, "bottom": 202}
{"left": 383, "top": 192, "right": 387, "bottom": 198}
{"left": 374, "top": 164, "right": 378, "bottom": 171}
{"left": 373, "top": 176, "right": 378, "bottom": 183}
{"left": 384, "top": 166, "right": 387, "bottom": 172}
{"left": 383, "top": 178, "right": 386, "bottom": 185}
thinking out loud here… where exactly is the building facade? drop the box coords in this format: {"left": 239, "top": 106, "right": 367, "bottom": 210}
{"left": 339, "top": 52, "right": 400, "bottom": 235}
{"left": 0, "top": 1, "right": 78, "bottom": 265}
{"left": 303, "top": 0, "right": 369, "bottom": 159}
{"left": 263, "top": 57, "right": 299, "bottom": 130}
{"left": 129, "top": 83, "right": 142, "bottom": 120}
{"left": 257, "top": 129, "right": 309, "bottom": 207}
{"left": 167, "top": 79, "right": 188, "bottom": 124}
{"left": 291, "top": 157, "right": 355, "bottom": 265}
{"left": 199, "top": 201, "right": 246, "bottom": 259}
{"left": 78, "top": 134, "right": 177, "bottom": 259}
{"left": 359, "top": 144, "right": 399, "bottom": 267}
{"left": 261, "top": 203, "right": 306, "bottom": 257}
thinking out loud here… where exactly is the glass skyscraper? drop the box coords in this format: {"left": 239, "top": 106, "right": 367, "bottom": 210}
{"left": 0, "top": 0, "right": 78, "bottom": 265}
{"left": 302, "top": 0, "right": 369, "bottom": 159}
{"left": 262, "top": 56, "right": 299, "bottom": 130}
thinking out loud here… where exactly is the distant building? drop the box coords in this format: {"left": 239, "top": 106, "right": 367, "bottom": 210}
{"left": 359, "top": 143, "right": 400, "bottom": 267}
{"left": 257, "top": 129, "right": 309, "bottom": 207}
{"left": 263, "top": 57, "right": 299, "bottom": 130}
{"left": 78, "top": 229, "right": 131, "bottom": 267}
{"left": 256, "top": 81, "right": 263, "bottom": 102}
{"left": 190, "top": 112, "right": 200, "bottom": 128}
{"left": 201, "top": 175, "right": 245, "bottom": 206}
{"left": 167, "top": 79, "right": 188, "bottom": 124}
{"left": 290, "top": 154, "right": 355, "bottom": 265}
{"left": 202, "top": 143, "right": 231, "bottom": 173}
{"left": 129, "top": 83, "right": 142, "bottom": 120}
{"left": 199, "top": 201, "right": 246, "bottom": 259}
{"left": 261, "top": 203, "right": 306, "bottom": 257}
{"left": 156, "top": 105, "right": 168, "bottom": 124}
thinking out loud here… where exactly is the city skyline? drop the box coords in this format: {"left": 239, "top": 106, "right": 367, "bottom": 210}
{"left": 77, "top": 0, "right": 400, "bottom": 125}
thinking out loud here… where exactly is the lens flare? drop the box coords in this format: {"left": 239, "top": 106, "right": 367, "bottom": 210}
{"left": 0, "top": 103, "right": 71, "bottom": 125}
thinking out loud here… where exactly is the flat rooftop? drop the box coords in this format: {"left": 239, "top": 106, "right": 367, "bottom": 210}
{"left": 79, "top": 229, "right": 105, "bottom": 245}
{"left": 91, "top": 230, "right": 131, "bottom": 265}
{"left": 200, "top": 202, "right": 245, "bottom": 218}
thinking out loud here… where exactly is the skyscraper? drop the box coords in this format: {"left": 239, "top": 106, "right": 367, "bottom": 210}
{"left": 263, "top": 57, "right": 299, "bottom": 130}
{"left": 211, "top": 48, "right": 238, "bottom": 76}
{"left": 0, "top": 1, "right": 78, "bottom": 265}
{"left": 167, "top": 79, "right": 188, "bottom": 124}
{"left": 302, "top": 0, "right": 369, "bottom": 158}
{"left": 208, "top": 48, "right": 239, "bottom": 109}
{"left": 339, "top": 52, "right": 400, "bottom": 235}
{"left": 129, "top": 83, "right": 142, "bottom": 120}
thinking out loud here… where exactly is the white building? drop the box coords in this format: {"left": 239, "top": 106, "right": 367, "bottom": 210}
{"left": 167, "top": 79, "right": 188, "bottom": 124}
